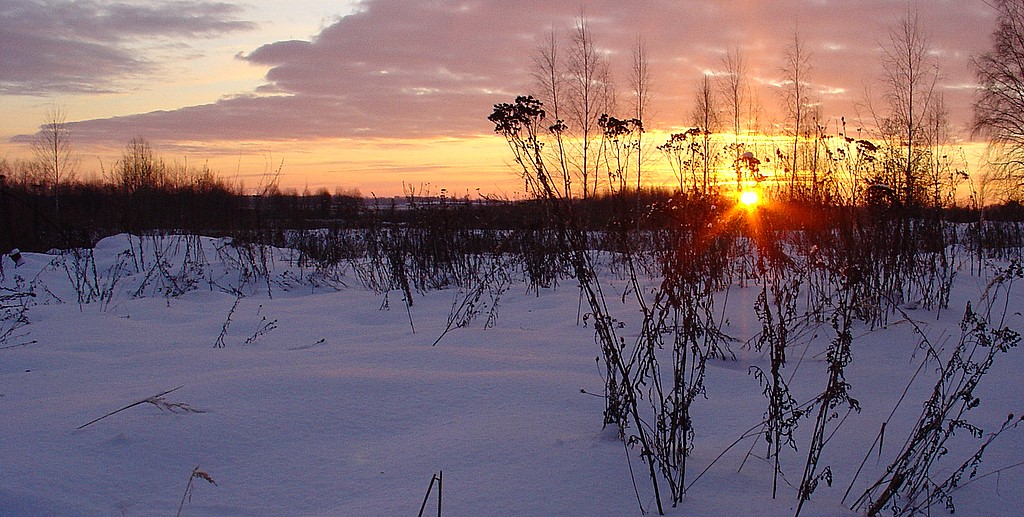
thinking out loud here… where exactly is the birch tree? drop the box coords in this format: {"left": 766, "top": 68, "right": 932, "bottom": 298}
{"left": 880, "top": 8, "right": 939, "bottom": 206}
{"left": 974, "top": 0, "right": 1024, "bottom": 197}
{"left": 31, "top": 107, "right": 77, "bottom": 217}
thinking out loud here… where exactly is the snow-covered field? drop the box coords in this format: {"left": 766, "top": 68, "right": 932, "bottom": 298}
{"left": 1, "top": 234, "right": 1021, "bottom": 516}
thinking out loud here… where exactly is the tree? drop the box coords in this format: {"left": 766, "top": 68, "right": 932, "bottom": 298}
{"left": 629, "top": 37, "right": 652, "bottom": 191}
{"left": 531, "top": 16, "right": 614, "bottom": 198}
{"left": 719, "top": 48, "right": 747, "bottom": 146}
{"left": 532, "top": 27, "right": 573, "bottom": 197}
{"left": 780, "top": 29, "right": 814, "bottom": 197}
{"left": 879, "top": 8, "right": 939, "bottom": 206}
{"left": 691, "top": 74, "right": 721, "bottom": 194}
{"left": 566, "top": 15, "right": 613, "bottom": 198}
{"left": 31, "top": 107, "right": 78, "bottom": 217}
{"left": 114, "top": 137, "right": 164, "bottom": 194}
{"left": 974, "top": 0, "right": 1024, "bottom": 197}
{"left": 719, "top": 48, "right": 749, "bottom": 190}
{"left": 921, "top": 92, "right": 960, "bottom": 208}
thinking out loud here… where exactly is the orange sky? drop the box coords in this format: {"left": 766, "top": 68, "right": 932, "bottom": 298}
{"left": 0, "top": 0, "right": 1001, "bottom": 197}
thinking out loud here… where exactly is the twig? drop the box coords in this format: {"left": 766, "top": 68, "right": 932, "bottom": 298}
{"left": 417, "top": 471, "right": 443, "bottom": 517}
{"left": 76, "top": 385, "right": 186, "bottom": 430}
{"left": 214, "top": 294, "right": 242, "bottom": 348}
{"left": 0, "top": 339, "right": 38, "bottom": 350}
{"left": 288, "top": 338, "right": 326, "bottom": 351}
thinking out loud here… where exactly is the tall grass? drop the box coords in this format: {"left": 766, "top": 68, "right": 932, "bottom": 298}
{"left": 486, "top": 94, "right": 1023, "bottom": 515}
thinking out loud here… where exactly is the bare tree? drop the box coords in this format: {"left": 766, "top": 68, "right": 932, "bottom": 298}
{"left": 974, "top": 0, "right": 1024, "bottom": 197}
{"left": 719, "top": 48, "right": 748, "bottom": 189}
{"left": 532, "top": 28, "right": 564, "bottom": 129}
{"left": 970, "top": 151, "right": 1000, "bottom": 208}
{"left": 720, "top": 48, "right": 747, "bottom": 145}
{"left": 31, "top": 107, "right": 78, "bottom": 217}
{"left": 630, "top": 36, "right": 652, "bottom": 191}
{"left": 567, "top": 15, "right": 612, "bottom": 198}
{"left": 531, "top": 16, "right": 613, "bottom": 198}
{"left": 691, "top": 74, "right": 721, "bottom": 194}
{"left": 114, "top": 137, "right": 164, "bottom": 194}
{"left": 780, "top": 29, "right": 814, "bottom": 197}
{"left": 880, "top": 8, "right": 939, "bottom": 206}
{"left": 921, "top": 92, "right": 958, "bottom": 207}
{"left": 532, "top": 27, "right": 573, "bottom": 197}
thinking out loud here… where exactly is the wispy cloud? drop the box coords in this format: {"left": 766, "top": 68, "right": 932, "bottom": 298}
{"left": 0, "top": 0, "right": 256, "bottom": 95}
{"left": 11, "top": 0, "right": 998, "bottom": 145}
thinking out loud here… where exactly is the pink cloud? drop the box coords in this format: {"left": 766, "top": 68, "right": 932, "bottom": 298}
{"left": 14, "top": 0, "right": 998, "bottom": 145}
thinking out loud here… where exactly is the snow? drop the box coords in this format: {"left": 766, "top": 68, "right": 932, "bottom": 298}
{"left": 0, "top": 233, "right": 1022, "bottom": 516}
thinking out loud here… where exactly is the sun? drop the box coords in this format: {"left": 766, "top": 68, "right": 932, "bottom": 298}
{"left": 739, "top": 190, "right": 760, "bottom": 208}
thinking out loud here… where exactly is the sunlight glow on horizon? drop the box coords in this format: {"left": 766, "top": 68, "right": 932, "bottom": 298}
{"left": 739, "top": 190, "right": 760, "bottom": 208}
{"left": 1, "top": 126, "right": 998, "bottom": 201}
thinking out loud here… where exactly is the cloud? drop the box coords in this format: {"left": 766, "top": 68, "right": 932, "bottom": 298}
{"left": 0, "top": 0, "right": 256, "bottom": 95}
{"left": 16, "top": 0, "right": 999, "bottom": 145}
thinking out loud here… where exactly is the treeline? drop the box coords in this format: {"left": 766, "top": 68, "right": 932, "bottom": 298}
{"left": 4, "top": 148, "right": 1024, "bottom": 256}
{"left": 0, "top": 139, "right": 359, "bottom": 252}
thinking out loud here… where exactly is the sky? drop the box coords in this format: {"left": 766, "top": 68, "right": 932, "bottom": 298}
{"left": 0, "top": 0, "right": 1001, "bottom": 196}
